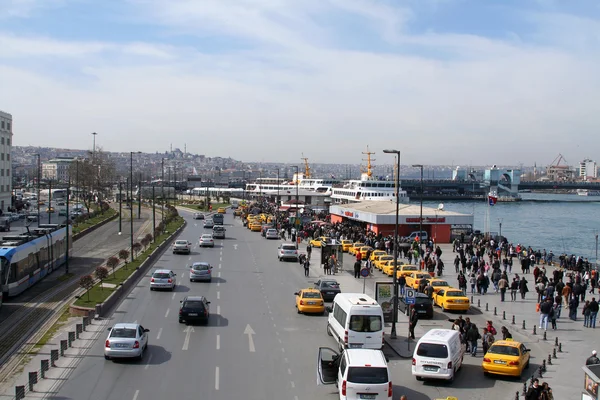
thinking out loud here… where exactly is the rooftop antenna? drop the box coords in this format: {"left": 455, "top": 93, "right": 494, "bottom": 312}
{"left": 362, "top": 146, "right": 375, "bottom": 178}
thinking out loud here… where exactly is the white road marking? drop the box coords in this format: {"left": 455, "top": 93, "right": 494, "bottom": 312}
{"left": 273, "top": 323, "right": 276, "bottom": 328}
{"left": 275, "top": 331, "right": 280, "bottom": 336}
{"left": 219, "top": 264, "right": 222, "bottom": 269}
{"left": 188, "top": 256, "right": 191, "bottom": 260}
{"left": 217, "top": 281, "right": 220, "bottom": 287}
{"left": 134, "top": 320, "right": 137, "bottom": 324}
{"left": 220, "top": 256, "right": 222, "bottom": 262}
{"left": 284, "top": 357, "right": 288, "bottom": 363}
{"left": 132, "top": 390, "right": 139, "bottom": 400}
{"left": 281, "top": 348, "right": 285, "bottom": 353}
{"left": 217, "top": 305, "right": 221, "bottom": 315}
{"left": 182, "top": 326, "right": 194, "bottom": 351}
{"left": 156, "top": 328, "right": 163, "bottom": 340}
{"left": 290, "top": 381, "right": 295, "bottom": 388}
{"left": 268, "top": 310, "right": 272, "bottom": 314}
{"left": 216, "top": 334, "right": 220, "bottom": 350}
{"left": 244, "top": 324, "right": 256, "bottom": 352}
{"left": 294, "top": 396, "right": 299, "bottom": 400}
{"left": 144, "top": 354, "right": 153, "bottom": 370}
{"left": 164, "top": 308, "right": 170, "bottom": 318}
{"left": 218, "top": 272, "right": 221, "bottom": 278}
{"left": 215, "top": 367, "right": 220, "bottom": 390}
{"left": 278, "top": 338, "right": 282, "bottom": 344}
{"left": 181, "top": 272, "right": 185, "bottom": 278}
{"left": 288, "top": 368, "right": 292, "bottom": 375}
{"left": 172, "top": 293, "right": 176, "bottom": 300}
{"left": 217, "top": 291, "right": 220, "bottom": 300}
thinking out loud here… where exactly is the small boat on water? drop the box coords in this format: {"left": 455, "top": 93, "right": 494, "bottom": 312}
{"left": 576, "top": 189, "right": 600, "bottom": 196}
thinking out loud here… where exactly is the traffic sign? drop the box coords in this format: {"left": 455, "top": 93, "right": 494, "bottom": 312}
{"left": 405, "top": 289, "right": 416, "bottom": 305}
{"left": 360, "top": 268, "right": 370, "bottom": 278}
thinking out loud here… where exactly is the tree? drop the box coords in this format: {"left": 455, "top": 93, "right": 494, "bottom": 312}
{"left": 141, "top": 236, "right": 150, "bottom": 250}
{"left": 95, "top": 266, "right": 109, "bottom": 291}
{"left": 118, "top": 249, "right": 130, "bottom": 269}
{"left": 205, "top": 196, "right": 212, "bottom": 211}
{"left": 132, "top": 242, "right": 142, "bottom": 258}
{"left": 68, "top": 148, "right": 116, "bottom": 213}
{"left": 79, "top": 275, "right": 94, "bottom": 301}
{"left": 144, "top": 233, "right": 153, "bottom": 243}
{"left": 106, "top": 256, "right": 119, "bottom": 278}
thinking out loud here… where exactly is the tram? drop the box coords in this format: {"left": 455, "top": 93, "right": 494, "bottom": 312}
{"left": 0, "top": 224, "right": 71, "bottom": 308}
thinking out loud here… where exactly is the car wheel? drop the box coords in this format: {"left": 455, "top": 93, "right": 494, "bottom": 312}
{"left": 441, "top": 304, "right": 446, "bottom": 312}
{"left": 327, "top": 323, "right": 333, "bottom": 336}
{"left": 150, "top": 288, "right": 154, "bottom": 291}
{"left": 104, "top": 355, "right": 110, "bottom": 360}
{"left": 525, "top": 359, "right": 530, "bottom": 369}
{"left": 179, "top": 319, "right": 183, "bottom": 323}
{"left": 416, "top": 376, "right": 423, "bottom": 381}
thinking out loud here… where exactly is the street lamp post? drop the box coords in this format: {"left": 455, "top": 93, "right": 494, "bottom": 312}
{"left": 276, "top": 168, "right": 280, "bottom": 227}
{"left": 498, "top": 218, "right": 503, "bottom": 239}
{"left": 412, "top": 164, "right": 424, "bottom": 252}
{"left": 138, "top": 172, "right": 142, "bottom": 219}
{"left": 161, "top": 158, "right": 165, "bottom": 225}
{"left": 293, "top": 166, "right": 299, "bottom": 249}
{"left": 35, "top": 154, "right": 41, "bottom": 227}
{"left": 118, "top": 180, "right": 122, "bottom": 234}
{"left": 130, "top": 151, "right": 140, "bottom": 262}
{"left": 383, "top": 149, "right": 401, "bottom": 339}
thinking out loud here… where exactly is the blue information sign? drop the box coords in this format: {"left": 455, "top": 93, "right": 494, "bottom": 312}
{"left": 405, "top": 289, "right": 416, "bottom": 305}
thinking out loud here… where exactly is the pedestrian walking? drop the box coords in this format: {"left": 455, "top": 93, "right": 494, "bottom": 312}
{"left": 466, "top": 324, "right": 481, "bottom": 357}
{"left": 510, "top": 278, "right": 518, "bottom": 301}
{"left": 519, "top": 277, "right": 529, "bottom": 300}
{"left": 409, "top": 308, "right": 418, "bottom": 339}
{"left": 569, "top": 296, "right": 579, "bottom": 321}
{"left": 498, "top": 275, "right": 508, "bottom": 302}
{"left": 583, "top": 300, "right": 591, "bottom": 327}
{"left": 303, "top": 258, "right": 310, "bottom": 277}
{"left": 589, "top": 297, "right": 599, "bottom": 328}
{"left": 539, "top": 298, "right": 552, "bottom": 331}
{"left": 525, "top": 379, "right": 542, "bottom": 400}
{"left": 353, "top": 260, "right": 361, "bottom": 279}
{"left": 501, "top": 326, "right": 512, "bottom": 340}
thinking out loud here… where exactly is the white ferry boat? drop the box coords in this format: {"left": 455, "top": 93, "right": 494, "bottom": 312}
{"left": 576, "top": 189, "right": 600, "bottom": 196}
{"left": 330, "top": 148, "right": 409, "bottom": 205}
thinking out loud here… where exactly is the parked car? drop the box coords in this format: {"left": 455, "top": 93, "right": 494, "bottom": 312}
{"left": 179, "top": 296, "right": 211, "bottom": 324}
{"left": 150, "top": 269, "right": 177, "bottom": 291}
{"left": 398, "top": 292, "right": 434, "bottom": 318}
{"left": 172, "top": 240, "right": 191, "bottom": 254}
{"left": 104, "top": 323, "right": 149, "bottom": 361}
{"left": 0, "top": 217, "right": 10, "bottom": 232}
{"left": 189, "top": 262, "right": 213, "bottom": 282}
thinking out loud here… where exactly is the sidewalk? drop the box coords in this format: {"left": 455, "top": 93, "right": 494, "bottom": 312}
{"left": 298, "top": 241, "right": 595, "bottom": 399}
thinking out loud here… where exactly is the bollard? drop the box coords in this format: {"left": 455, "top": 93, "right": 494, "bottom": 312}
{"left": 494, "top": 306, "right": 497, "bottom": 316}
{"left": 530, "top": 374, "right": 535, "bottom": 386}
{"left": 523, "top": 320, "right": 526, "bottom": 329}
{"left": 471, "top": 295, "right": 474, "bottom": 303}
{"left": 486, "top": 303, "right": 489, "bottom": 311}
{"left": 542, "top": 359, "right": 546, "bottom": 372}
{"left": 76, "top": 324, "right": 83, "bottom": 339}
{"left": 15, "top": 385, "right": 25, "bottom": 400}
{"left": 51, "top": 349, "right": 59, "bottom": 367}
{"left": 538, "top": 365, "right": 543, "bottom": 378}
{"left": 82, "top": 316, "right": 88, "bottom": 331}
{"left": 41, "top": 360, "right": 49, "bottom": 379}
{"left": 533, "top": 325, "right": 537, "bottom": 335}
{"left": 543, "top": 331, "right": 547, "bottom": 341}
{"left": 515, "top": 392, "right": 519, "bottom": 400}
{"left": 555, "top": 337, "right": 559, "bottom": 346}
{"left": 553, "top": 348, "right": 557, "bottom": 359}
{"left": 558, "top": 343, "right": 562, "bottom": 353}
{"left": 522, "top": 382, "right": 528, "bottom": 395}
{"left": 503, "top": 310, "right": 506, "bottom": 320}
{"left": 512, "top": 315, "right": 516, "bottom": 324}
{"left": 478, "top": 299, "right": 481, "bottom": 307}
{"left": 68, "top": 331, "right": 75, "bottom": 347}
{"left": 28, "top": 371, "right": 37, "bottom": 392}
{"left": 60, "top": 339, "right": 68, "bottom": 357}
{"left": 548, "top": 354, "right": 552, "bottom": 365}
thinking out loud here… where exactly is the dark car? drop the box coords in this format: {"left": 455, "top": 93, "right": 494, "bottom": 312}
{"left": 314, "top": 279, "right": 341, "bottom": 302}
{"left": 398, "top": 292, "right": 434, "bottom": 319}
{"left": 179, "top": 296, "right": 211, "bottom": 324}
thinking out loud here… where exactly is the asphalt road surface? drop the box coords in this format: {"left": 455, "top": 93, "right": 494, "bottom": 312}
{"left": 49, "top": 211, "right": 543, "bottom": 400}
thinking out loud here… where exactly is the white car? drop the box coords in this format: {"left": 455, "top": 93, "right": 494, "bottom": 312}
{"left": 278, "top": 243, "right": 298, "bottom": 261}
{"left": 265, "top": 228, "right": 279, "bottom": 240}
{"left": 204, "top": 219, "right": 214, "bottom": 229}
{"left": 150, "top": 269, "right": 177, "bottom": 291}
{"left": 172, "top": 240, "right": 191, "bottom": 254}
{"left": 199, "top": 234, "right": 215, "bottom": 248}
{"left": 193, "top": 212, "right": 205, "bottom": 220}
{"left": 104, "top": 323, "right": 149, "bottom": 361}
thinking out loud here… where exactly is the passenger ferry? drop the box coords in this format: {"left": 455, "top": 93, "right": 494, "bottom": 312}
{"left": 576, "top": 189, "right": 600, "bottom": 196}
{"left": 330, "top": 147, "right": 409, "bottom": 205}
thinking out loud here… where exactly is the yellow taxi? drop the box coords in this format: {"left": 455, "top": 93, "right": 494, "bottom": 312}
{"left": 382, "top": 260, "right": 405, "bottom": 276}
{"left": 432, "top": 288, "right": 470, "bottom": 312}
{"left": 46, "top": 207, "right": 55, "bottom": 213}
{"left": 249, "top": 221, "right": 262, "bottom": 232}
{"left": 374, "top": 255, "right": 394, "bottom": 270}
{"left": 309, "top": 237, "right": 329, "bottom": 247}
{"left": 359, "top": 246, "right": 374, "bottom": 259}
{"left": 405, "top": 272, "right": 432, "bottom": 289}
{"left": 340, "top": 240, "right": 353, "bottom": 252}
{"left": 370, "top": 250, "right": 387, "bottom": 261}
{"left": 233, "top": 209, "right": 243, "bottom": 216}
{"left": 348, "top": 243, "right": 365, "bottom": 256}
{"left": 294, "top": 288, "right": 325, "bottom": 314}
{"left": 429, "top": 279, "right": 452, "bottom": 293}
{"left": 394, "top": 264, "right": 419, "bottom": 278}
{"left": 482, "top": 339, "right": 531, "bottom": 377}
{"left": 217, "top": 207, "right": 226, "bottom": 214}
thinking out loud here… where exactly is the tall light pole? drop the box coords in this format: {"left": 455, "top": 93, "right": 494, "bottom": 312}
{"left": 383, "top": 149, "right": 401, "bottom": 339}
{"left": 412, "top": 164, "right": 424, "bottom": 252}
{"left": 118, "top": 180, "right": 122, "bottom": 234}
{"left": 161, "top": 158, "right": 165, "bottom": 225}
{"left": 130, "top": 151, "right": 140, "bottom": 262}
{"left": 498, "top": 218, "right": 503, "bottom": 239}
{"left": 293, "top": 165, "right": 299, "bottom": 249}
{"left": 35, "top": 154, "right": 41, "bottom": 227}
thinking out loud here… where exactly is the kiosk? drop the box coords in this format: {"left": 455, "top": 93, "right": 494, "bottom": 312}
{"left": 583, "top": 365, "right": 600, "bottom": 400}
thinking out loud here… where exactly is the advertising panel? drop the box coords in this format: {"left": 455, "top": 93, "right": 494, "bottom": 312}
{"left": 374, "top": 282, "right": 394, "bottom": 323}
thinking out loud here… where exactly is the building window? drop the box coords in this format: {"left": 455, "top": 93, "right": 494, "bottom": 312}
{"left": 7, "top": 138, "right": 10, "bottom": 145}
{"left": 0, "top": 185, "right": 3, "bottom": 192}
{"left": 6, "top": 123, "right": 10, "bottom": 132}
{"left": 0, "top": 138, "right": 3, "bottom": 145}
{"left": 1, "top": 154, "right": 3, "bottom": 161}
{"left": 7, "top": 169, "right": 9, "bottom": 176}
{"left": 0, "top": 121, "right": 3, "bottom": 129}
{"left": 6, "top": 154, "right": 8, "bottom": 161}
{"left": 1, "top": 169, "right": 3, "bottom": 176}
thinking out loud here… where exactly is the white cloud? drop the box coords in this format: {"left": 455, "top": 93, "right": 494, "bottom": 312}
{"left": 1, "top": 0, "right": 66, "bottom": 18}
{"left": 2, "top": 0, "right": 600, "bottom": 165}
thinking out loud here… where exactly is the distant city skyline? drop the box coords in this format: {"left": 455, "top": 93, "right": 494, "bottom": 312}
{"left": 2, "top": 0, "right": 600, "bottom": 164}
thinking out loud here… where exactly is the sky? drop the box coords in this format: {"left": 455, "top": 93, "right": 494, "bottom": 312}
{"left": 1, "top": 0, "right": 599, "bottom": 166}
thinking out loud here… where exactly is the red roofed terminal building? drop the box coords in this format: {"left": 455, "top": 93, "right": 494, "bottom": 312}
{"left": 329, "top": 201, "right": 474, "bottom": 243}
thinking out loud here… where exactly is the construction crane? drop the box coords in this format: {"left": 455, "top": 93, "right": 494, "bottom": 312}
{"left": 550, "top": 153, "right": 568, "bottom": 167}
{"left": 301, "top": 154, "right": 311, "bottom": 178}
{"left": 361, "top": 146, "right": 375, "bottom": 178}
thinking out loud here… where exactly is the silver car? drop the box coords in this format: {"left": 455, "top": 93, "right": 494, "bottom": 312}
{"left": 265, "top": 228, "right": 279, "bottom": 240}
{"left": 172, "top": 239, "right": 191, "bottom": 254}
{"left": 104, "top": 323, "right": 149, "bottom": 361}
{"left": 189, "top": 262, "right": 213, "bottom": 282}
{"left": 278, "top": 243, "right": 298, "bottom": 261}
{"left": 199, "top": 234, "right": 215, "bottom": 247}
{"left": 193, "top": 212, "right": 205, "bottom": 220}
{"left": 150, "top": 269, "right": 177, "bottom": 291}
{"left": 204, "top": 219, "right": 214, "bottom": 228}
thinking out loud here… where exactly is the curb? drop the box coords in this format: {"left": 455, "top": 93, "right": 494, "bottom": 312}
{"left": 72, "top": 212, "right": 118, "bottom": 241}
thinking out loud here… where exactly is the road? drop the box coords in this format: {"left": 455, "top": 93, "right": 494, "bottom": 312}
{"left": 46, "top": 211, "right": 540, "bottom": 400}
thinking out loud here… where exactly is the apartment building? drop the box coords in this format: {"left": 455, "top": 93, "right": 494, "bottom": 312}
{"left": 0, "top": 111, "right": 13, "bottom": 212}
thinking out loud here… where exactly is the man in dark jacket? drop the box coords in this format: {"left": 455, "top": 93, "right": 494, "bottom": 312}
{"left": 354, "top": 260, "right": 361, "bottom": 279}
{"left": 408, "top": 308, "right": 418, "bottom": 339}
{"left": 539, "top": 298, "right": 553, "bottom": 331}
{"left": 589, "top": 297, "right": 599, "bottom": 328}
{"left": 525, "top": 379, "right": 542, "bottom": 400}
{"left": 586, "top": 350, "right": 600, "bottom": 365}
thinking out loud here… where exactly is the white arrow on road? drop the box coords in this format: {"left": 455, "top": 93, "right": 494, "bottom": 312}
{"left": 194, "top": 223, "right": 198, "bottom": 227}
{"left": 244, "top": 324, "right": 256, "bottom": 352}
{"left": 182, "top": 326, "right": 195, "bottom": 350}
{"left": 233, "top": 244, "right": 238, "bottom": 250}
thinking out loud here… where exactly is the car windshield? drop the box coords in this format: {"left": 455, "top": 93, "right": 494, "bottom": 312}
{"left": 282, "top": 245, "right": 296, "bottom": 250}
{"left": 321, "top": 281, "right": 339, "bottom": 288}
{"left": 193, "top": 264, "right": 210, "bottom": 271}
{"left": 432, "top": 281, "right": 449, "bottom": 286}
{"left": 416, "top": 343, "right": 448, "bottom": 358}
{"left": 302, "top": 292, "right": 321, "bottom": 298}
{"left": 153, "top": 273, "right": 170, "bottom": 279}
{"left": 488, "top": 345, "right": 520, "bottom": 357}
{"left": 415, "top": 297, "right": 431, "bottom": 305}
{"left": 202, "top": 235, "right": 213, "bottom": 239}
{"left": 403, "top": 266, "right": 417, "bottom": 271}
{"left": 380, "top": 257, "right": 393, "bottom": 261}
{"left": 110, "top": 328, "right": 137, "bottom": 338}
{"left": 175, "top": 241, "right": 188, "bottom": 245}
{"left": 347, "top": 367, "right": 388, "bottom": 384}
{"left": 446, "top": 291, "right": 465, "bottom": 297}
{"left": 183, "top": 301, "right": 205, "bottom": 309}
{"left": 267, "top": 229, "right": 277, "bottom": 233}
{"left": 349, "top": 315, "right": 382, "bottom": 332}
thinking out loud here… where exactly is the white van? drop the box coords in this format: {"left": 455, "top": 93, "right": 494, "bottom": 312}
{"left": 317, "top": 347, "right": 393, "bottom": 400}
{"left": 412, "top": 329, "right": 465, "bottom": 382}
{"left": 326, "top": 293, "right": 384, "bottom": 351}
{"left": 406, "top": 231, "right": 428, "bottom": 242}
